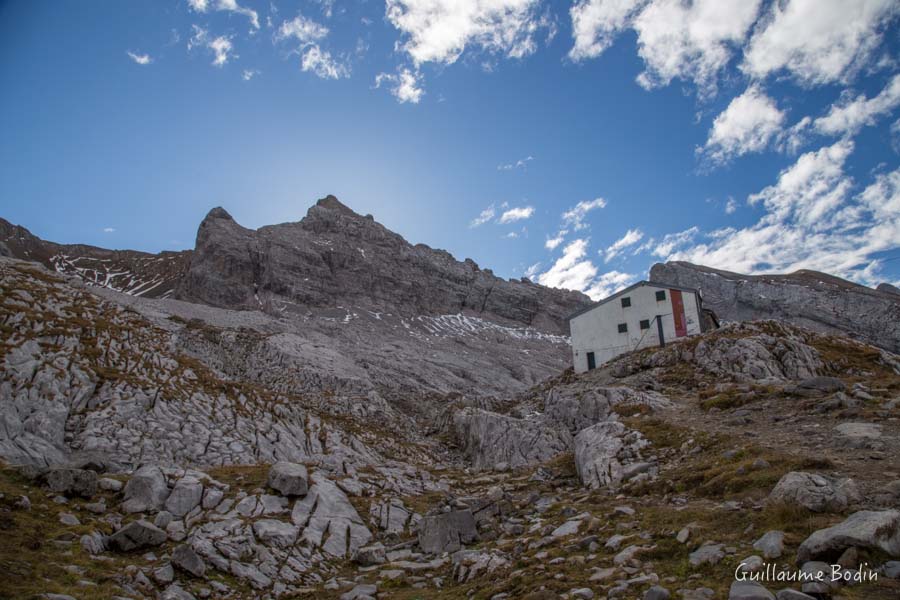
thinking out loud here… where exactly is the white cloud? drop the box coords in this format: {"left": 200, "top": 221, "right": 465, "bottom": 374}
{"left": 469, "top": 204, "right": 496, "bottom": 228}
{"left": 301, "top": 45, "right": 349, "bottom": 79}
{"left": 188, "top": 26, "right": 236, "bottom": 67}
{"left": 536, "top": 238, "right": 636, "bottom": 300}
{"left": 545, "top": 231, "right": 566, "bottom": 250}
{"left": 561, "top": 197, "right": 606, "bottom": 230}
{"left": 385, "top": 0, "right": 552, "bottom": 67}
{"left": 275, "top": 15, "right": 347, "bottom": 80}
{"left": 504, "top": 230, "right": 520, "bottom": 239}
{"left": 242, "top": 68, "right": 259, "bottom": 81}
{"left": 498, "top": 155, "right": 534, "bottom": 170}
{"left": 742, "top": 0, "right": 897, "bottom": 86}
{"left": 537, "top": 238, "right": 597, "bottom": 291}
{"left": 604, "top": 228, "right": 643, "bottom": 262}
{"left": 814, "top": 73, "right": 900, "bottom": 137}
{"left": 632, "top": 0, "right": 762, "bottom": 94}
{"left": 126, "top": 51, "right": 152, "bottom": 65}
{"left": 586, "top": 270, "right": 637, "bottom": 300}
{"left": 569, "top": 0, "right": 646, "bottom": 61}
{"left": 188, "top": 0, "right": 260, "bottom": 30}
{"left": 653, "top": 226, "right": 699, "bottom": 257}
{"left": 524, "top": 262, "right": 541, "bottom": 279}
{"left": 498, "top": 205, "right": 534, "bottom": 224}
{"left": 315, "top": 0, "right": 336, "bottom": 19}
{"left": 748, "top": 139, "right": 854, "bottom": 228}
{"left": 657, "top": 141, "right": 900, "bottom": 286}
{"left": 699, "top": 85, "right": 785, "bottom": 165}
{"left": 375, "top": 68, "right": 424, "bottom": 104}
{"left": 725, "top": 197, "right": 738, "bottom": 214}
{"left": 103, "top": 227, "right": 116, "bottom": 233}
{"left": 276, "top": 14, "right": 329, "bottom": 43}
{"left": 209, "top": 36, "right": 234, "bottom": 66}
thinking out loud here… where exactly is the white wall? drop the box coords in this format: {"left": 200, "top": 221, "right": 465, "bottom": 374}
{"left": 570, "top": 284, "right": 702, "bottom": 373}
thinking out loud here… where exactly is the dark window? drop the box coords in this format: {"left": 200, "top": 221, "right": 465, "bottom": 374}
{"left": 655, "top": 290, "right": 666, "bottom": 301}
{"left": 621, "top": 297, "right": 631, "bottom": 308}
{"left": 640, "top": 319, "right": 650, "bottom": 330}
{"left": 617, "top": 323, "right": 628, "bottom": 333}
{"left": 587, "top": 352, "right": 596, "bottom": 371}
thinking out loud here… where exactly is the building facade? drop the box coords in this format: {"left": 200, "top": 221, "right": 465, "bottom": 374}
{"left": 568, "top": 281, "right": 713, "bottom": 373}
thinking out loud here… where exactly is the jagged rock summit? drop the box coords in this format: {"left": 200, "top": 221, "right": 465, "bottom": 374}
{"left": 650, "top": 261, "right": 900, "bottom": 353}
{"left": 176, "top": 195, "right": 589, "bottom": 334}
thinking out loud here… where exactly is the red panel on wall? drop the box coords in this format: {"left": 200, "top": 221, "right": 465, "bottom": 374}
{"left": 671, "top": 289, "right": 687, "bottom": 337}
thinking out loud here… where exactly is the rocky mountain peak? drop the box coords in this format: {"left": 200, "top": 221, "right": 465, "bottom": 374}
{"left": 314, "top": 194, "right": 358, "bottom": 215}
{"left": 177, "top": 197, "right": 591, "bottom": 333}
{"left": 204, "top": 206, "right": 234, "bottom": 221}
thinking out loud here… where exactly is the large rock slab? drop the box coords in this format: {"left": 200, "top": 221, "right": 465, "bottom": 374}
{"left": 544, "top": 387, "right": 671, "bottom": 434}
{"left": 291, "top": 473, "right": 371, "bottom": 557}
{"left": 252, "top": 519, "right": 299, "bottom": 548}
{"left": 452, "top": 407, "right": 572, "bottom": 471}
{"left": 768, "top": 472, "right": 860, "bottom": 513}
{"left": 107, "top": 519, "right": 167, "bottom": 552}
{"left": 267, "top": 461, "right": 309, "bottom": 497}
{"left": 417, "top": 510, "right": 478, "bottom": 554}
{"left": 797, "top": 510, "right": 900, "bottom": 562}
{"left": 574, "top": 421, "right": 654, "bottom": 490}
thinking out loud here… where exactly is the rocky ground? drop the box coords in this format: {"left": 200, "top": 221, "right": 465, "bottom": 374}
{"left": 2, "top": 255, "right": 900, "bottom": 599}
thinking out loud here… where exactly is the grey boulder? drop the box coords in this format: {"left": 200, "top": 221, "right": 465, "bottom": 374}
{"left": 797, "top": 510, "right": 900, "bottom": 562}
{"left": 353, "top": 542, "right": 387, "bottom": 566}
{"left": 172, "top": 543, "right": 206, "bottom": 578}
{"left": 164, "top": 476, "right": 203, "bottom": 517}
{"left": 417, "top": 510, "right": 478, "bottom": 554}
{"left": 267, "top": 461, "right": 309, "bottom": 497}
{"left": 122, "top": 465, "right": 170, "bottom": 513}
{"left": 252, "top": 518, "right": 299, "bottom": 548}
{"left": 107, "top": 519, "right": 167, "bottom": 552}
{"left": 729, "top": 581, "right": 774, "bottom": 600}
{"left": 43, "top": 468, "right": 97, "bottom": 498}
{"left": 753, "top": 530, "right": 785, "bottom": 559}
{"left": 768, "top": 471, "right": 860, "bottom": 513}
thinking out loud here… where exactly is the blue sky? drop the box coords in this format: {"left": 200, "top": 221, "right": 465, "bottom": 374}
{"left": 1, "top": 0, "right": 899, "bottom": 298}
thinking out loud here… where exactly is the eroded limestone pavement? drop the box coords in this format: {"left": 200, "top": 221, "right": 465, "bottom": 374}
{"left": 2, "top": 257, "right": 900, "bottom": 599}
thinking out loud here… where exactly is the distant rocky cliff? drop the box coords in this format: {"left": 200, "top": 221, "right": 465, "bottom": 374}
{"left": 650, "top": 261, "right": 900, "bottom": 353}
{"left": 175, "top": 196, "right": 590, "bottom": 334}
{"left": 0, "top": 217, "right": 190, "bottom": 298}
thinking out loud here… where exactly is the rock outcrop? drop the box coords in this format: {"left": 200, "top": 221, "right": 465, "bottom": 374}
{"left": 650, "top": 261, "right": 900, "bottom": 353}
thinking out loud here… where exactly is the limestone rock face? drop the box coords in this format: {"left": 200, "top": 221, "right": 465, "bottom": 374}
{"left": 650, "top": 261, "right": 900, "bottom": 353}
{"left": 291, "top": 473, "right": 372, "bottom": 557}
{"left": 452, "top": 408, "right": 572, "bottom": 471}
{"left": 574, "top": 422, "right": 654, "bottom": 490}
{"left": 176, "top": 198, "right": 590, "bottom": 335}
